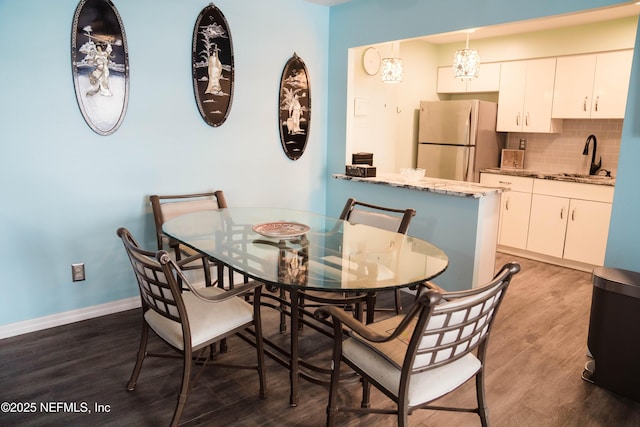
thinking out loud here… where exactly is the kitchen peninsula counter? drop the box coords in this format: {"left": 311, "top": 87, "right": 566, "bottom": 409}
{"left": 330, "top": 172, "right": 502, "bottom": 291}
{"left": 333, "top": 173, "right": 505, "bottom": 198}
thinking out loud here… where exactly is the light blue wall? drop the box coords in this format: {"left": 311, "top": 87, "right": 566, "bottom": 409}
{"left": 0, "top": 0, "right": 329, "bottom": 325}
{"left": 326, "top": 0, "right": 640, "bottom": 281}
{"left": 3, "top": 0, "right": 639, "bottom": 328}
{"left": 606, "top": 24, "right": 640, "bottom": 271}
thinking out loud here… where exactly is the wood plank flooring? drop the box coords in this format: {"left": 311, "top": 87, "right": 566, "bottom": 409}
{"left": 2, "top": 253, "right": 640, "bottom": 426}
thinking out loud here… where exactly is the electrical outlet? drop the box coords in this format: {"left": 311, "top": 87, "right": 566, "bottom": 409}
{"left": 72, "top": 263, "right": 85, "bottom": 282}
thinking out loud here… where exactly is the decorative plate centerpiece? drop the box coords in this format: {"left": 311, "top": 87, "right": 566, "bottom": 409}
{"left": 252, "top": 222, "right": 310, "bottom": 238}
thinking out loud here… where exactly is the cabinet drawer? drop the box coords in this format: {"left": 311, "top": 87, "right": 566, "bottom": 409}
{"left": 532, "top": 179, "right": 614, "bottom": 203}
{"left": 481, "top": 173, "right": 534, "bottom": 192}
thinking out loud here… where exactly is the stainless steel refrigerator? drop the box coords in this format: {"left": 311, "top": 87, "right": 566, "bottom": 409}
{"left": 417, "top": 100, "right": 504, "bottom": 182}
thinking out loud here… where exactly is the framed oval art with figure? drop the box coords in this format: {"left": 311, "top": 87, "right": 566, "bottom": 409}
{"left": 192, "top": 3, "right": 234, "bottom": 127}
{"left": 279, "top": 53, "right": 311, "bottom": 161}
{"left": 71, "top": 0, "right": 129, "bottom": 136}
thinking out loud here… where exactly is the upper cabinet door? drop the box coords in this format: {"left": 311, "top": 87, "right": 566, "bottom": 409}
{"left": 497, "top": 58, "right": 560, "bottom": 133}
{"left": 591, "top": 50, "right": 633, "bottom": 118}
{"left": 522, "top": 58, "right": 558, "bottom": 132}
{"left": 496, "top": 61, "right": 527, "bottom": 132}
{"left": 437, "top": 67, "right": 467, "bottom": 93}
{"left": 552, "top": 50, "right": 632, "bottom": 119}
{"left": 466, "top": 62, "right": 501, "bottom": 93}
{"left": 551, "top": 54, "right": 596, "bottom": 119}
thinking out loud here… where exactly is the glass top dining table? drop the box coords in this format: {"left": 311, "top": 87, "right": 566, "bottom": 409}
{"left": 162, "top": 207, "right": 449, "bottom": 406}
{"left": 162, "top": 207, "right": 449, "bottom": 293}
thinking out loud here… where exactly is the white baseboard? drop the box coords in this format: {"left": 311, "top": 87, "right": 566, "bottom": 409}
{"left": 0, "top": 297, "right": 141, "bottom": 340}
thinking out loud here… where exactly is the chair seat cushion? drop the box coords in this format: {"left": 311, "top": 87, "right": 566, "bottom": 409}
{"left": 343, "top": 318, "right": 481, "bottom": 407}
{"left": 144, "top": 287, "right": 254, "bottom": 351}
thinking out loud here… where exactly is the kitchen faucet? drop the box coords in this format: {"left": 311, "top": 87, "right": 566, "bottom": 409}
{"left": 583, "top": 134, "right": 602, "bottom": 175}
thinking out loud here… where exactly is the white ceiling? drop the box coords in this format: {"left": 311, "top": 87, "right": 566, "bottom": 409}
{"left": 425, "top": 2, "right": 640, "bottom": 44}
{"left": 302, "top": 1, "right": 640, "bottom": 43}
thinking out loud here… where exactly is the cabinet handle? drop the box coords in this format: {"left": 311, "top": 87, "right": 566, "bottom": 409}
{"left": 516, "top": 112, "right": 520, "bottom": 126}
{"left": 498, "top": 180, "right": 512, "bottom": 185}
{"left": 525, "top": 112, "right": 530, "bottom": 126}
{"left": 595, "top": 96, "right": 599, "bottom": 112}
{"left": 505, "top": 197, "right": 510, "bottom": 211}
{"left": 571, "top": 208, "right": 576, "bottom": 221}
{"left": 560, "top": 207, "right": 564, "bottom": 219}
{"left": 583, "top": 96, "right": 588, "bottom": 112}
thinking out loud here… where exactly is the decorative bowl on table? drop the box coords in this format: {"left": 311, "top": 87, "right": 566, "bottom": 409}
{"left": 400, "top": 168, "right": 425, "bottom": 182}
{"left": 252, "top": 222, "right": 310, "bottom": 239}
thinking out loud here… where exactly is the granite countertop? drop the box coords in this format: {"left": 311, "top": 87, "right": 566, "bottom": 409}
{"left": 481, "top": 168, "right": 616, "bottom": 187}
{"left": 333, "top": 173, "right": 504, "bottom": 198}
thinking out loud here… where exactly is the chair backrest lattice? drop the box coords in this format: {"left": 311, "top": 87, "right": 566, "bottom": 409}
{"left": 118, "top": 227, "right": 184, "bottom": 324}
{"left": 406, "top": 263, "right": 519, "bottom": 374}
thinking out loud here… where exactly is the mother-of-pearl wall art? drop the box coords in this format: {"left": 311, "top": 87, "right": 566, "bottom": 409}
{"left": 192, "top": 3, "right": 234, "bottom": 127}
{"left": 71, "top": 0, "right": 129, "bottom": 136}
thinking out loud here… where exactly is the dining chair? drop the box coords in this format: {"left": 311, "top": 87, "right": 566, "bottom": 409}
{"left": 117, "top": 227, "right": 266, "bottom": 427}
{"left": 315, "top": 262, "right": 520, "bottom": 427}
{"left": 340, "top": 197, "right": 417, "bottom": 317}
{"left": 150, "top": 191, "right": 228, "bottom": 289}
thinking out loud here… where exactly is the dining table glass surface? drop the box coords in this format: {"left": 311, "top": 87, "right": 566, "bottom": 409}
{"left": 161, "top": 207, "right": 449, "bottom": 292}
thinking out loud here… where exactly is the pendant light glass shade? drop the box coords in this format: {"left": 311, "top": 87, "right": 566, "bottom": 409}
{"left": 381, "top": 57, "right": 403, "bottom": 83}
{"left": 453, "top": 32, "right": 480, "bottom": 79}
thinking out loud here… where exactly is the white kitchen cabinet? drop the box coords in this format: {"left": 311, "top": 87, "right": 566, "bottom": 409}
{"left": 497, "top": 58, "right": 563, "bottom": 133}
{"left": 480, "top": 173, "right": 533, "bottom": 250}
{"left": 552, "top": 50, "right": 633, "bottom": 119}
{"left": 526, "top": 194, "right": 569, "bottom": 258}
{"left": 437, "top": 63, "right": 501, "bottom": 93}
{"left": 563, "top": 199, "right": 612, "bottom": 265}
{"left": 526, "top": 179, "right": 614, "bottom": 266}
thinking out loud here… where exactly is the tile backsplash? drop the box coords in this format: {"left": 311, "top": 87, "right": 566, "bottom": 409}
{"left": 505, "top": 119, "right": 622, "bottom": 177}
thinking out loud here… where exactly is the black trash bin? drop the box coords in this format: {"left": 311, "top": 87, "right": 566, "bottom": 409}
{"left": 583, "top": 266, "right": 640, "bottom": 402}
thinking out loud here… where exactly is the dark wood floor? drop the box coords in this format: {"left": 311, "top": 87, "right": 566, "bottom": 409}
{"left": 2, "top": 253, "right": 640, "bottom": 426}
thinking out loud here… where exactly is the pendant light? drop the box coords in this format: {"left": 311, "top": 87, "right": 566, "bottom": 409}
{"left": 381, "top": 57, "right": 403, "bottom": 83}
{"left": 453, "top": 31, "right": 480, "bottom": 79}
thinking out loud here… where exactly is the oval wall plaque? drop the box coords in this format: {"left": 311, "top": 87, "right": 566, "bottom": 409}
{"left": 192, "top": 4, "right": 234, "bottom": 127}
{"left": 71, "top": 0, "right": 129, "bottom": 136}
{"left": 279, "top": 53, "right": 311, "bottom": 160}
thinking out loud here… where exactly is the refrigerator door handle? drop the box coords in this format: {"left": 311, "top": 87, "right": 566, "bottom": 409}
{"left": 464, "top": 110, "right": 472, "bottom": 181}
{"left": 463, "top": 144, "right": 471, "bottom": 181}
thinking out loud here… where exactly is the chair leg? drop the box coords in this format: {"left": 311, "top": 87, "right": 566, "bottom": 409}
{"left": 360, "top": 377, "right": 371, "bottom": 408}
{"left": 126, "top": 321, "right": 149, "bottom": 391}
{"left": 326, "top": 360, "right": 340, "bottom": 427}
{"left": 252, "top": 286, "right": 267, "bottom": 399}
{"left": 398, "top": 405, "right": 409, "bottom": 427}
{"left": 394, "top": 289, "right": 402, "bottom": 314}
{"left": 476, "top": 369, "right": 490, "bottom": 427}
{"left": 170, "top": 348, "right": 193, "bottom": 427}
{"left": 326, "top": 332, "right": 345, "bottom": 427}
{"left": 254, "top": 324, "right": 267, "bottom": 399}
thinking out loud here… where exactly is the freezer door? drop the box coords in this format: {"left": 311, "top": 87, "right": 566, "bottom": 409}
{"left": 417, "top": 143, "right": 476, "bottom": 181}
{"left": 418, "top": 100, "right": 475, "bottom": 145}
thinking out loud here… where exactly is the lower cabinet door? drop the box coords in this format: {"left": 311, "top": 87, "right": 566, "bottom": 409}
{"left": 499, "top": 191, "right": 532, "bottom": 249}
{"left": 526, "top": 194, "right": 569, "bottom": 258}
{"left": 563, "top": 199, "right": 612, "bottom": 265}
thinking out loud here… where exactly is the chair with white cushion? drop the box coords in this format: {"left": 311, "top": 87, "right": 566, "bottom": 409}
{"left": 117, "top": 227, "right": 266, "bottom": 427}
{"left": 315, "top": 262, "right": 520, "bottom": 427}
{"left": 150, "top": 191, "right": 229, "bottom": 289}
{"left": 340, "top": 197, "right": 416, "bottom": 318}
